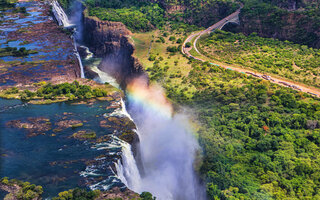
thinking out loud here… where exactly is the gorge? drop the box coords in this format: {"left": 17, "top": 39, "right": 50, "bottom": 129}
{"left": 56, "top": 1, "right": 205, "bottom": 199}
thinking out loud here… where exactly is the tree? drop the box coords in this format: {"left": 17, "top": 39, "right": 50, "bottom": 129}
{"left": 185, "top": 42, "right": 192, "bottom": 48}
{"left": 140, "top": 192, "right": 156, "bottom": 200}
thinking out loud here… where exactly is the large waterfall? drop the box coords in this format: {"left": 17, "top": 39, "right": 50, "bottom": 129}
{"left": 52, "top": 1, "right": 205, "bottom": 198}
{"left": 51, "top": 0, "right": 73, "bottom": 27}
{"left": 51, "top": 0, "right": 85, "bottom": 78}
{"left": 117, "top": 77, "right": 206, "bottom": 200}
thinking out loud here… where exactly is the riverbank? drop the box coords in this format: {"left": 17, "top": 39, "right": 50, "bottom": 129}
{"left": 0, "top": 79, "right": 121, "bottom": 104}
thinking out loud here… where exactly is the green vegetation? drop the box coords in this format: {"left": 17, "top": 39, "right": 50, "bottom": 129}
{"left": 153, "top": 57, "right": 320, "bottom": 199}
{"left": 1, "top": 177, "right": 43, "bottom": 200}
{"left": 199, "top": 30, "right": 320, "bottom": 88}
{"left": 140, "top": 192, "right": 156, "bottom": 200}
{"left": 0, "top": 81, "right": 116, "bottom": 102}
{"left": 21, "top": 81, "right": 109, "bottom": 101}
{"left": 53, "top": 188, "right": 100, "bottom": 200}
{"left": 72, "top": 130, "right": 96, "bottom": 140}
{"left": 58, "top": 0, "right": 73, "bottom": 10}
{"left": 0, "top": 47, "right": 37, "bottom": 57}
{"left": 0, "top": 177, "right": 155, "bottom": 200}
{"left": 85, "top": 0, "right": 204, "bottom": 32}
{"left": 86, "top": 1, "right": 165, "bottom": 32}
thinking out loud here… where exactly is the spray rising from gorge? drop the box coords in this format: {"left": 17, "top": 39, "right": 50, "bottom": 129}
{"left": 116, "top": 77, "right": 206, "bottom": 200}
{"left": 53, "top": 1, "right": 205, "bottom": 198}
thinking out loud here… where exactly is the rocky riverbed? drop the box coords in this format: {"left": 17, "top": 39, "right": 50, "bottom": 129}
{"left": 0, "top": 1, "right": 80, "bottom": 88}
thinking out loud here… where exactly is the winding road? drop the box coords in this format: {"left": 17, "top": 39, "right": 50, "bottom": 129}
{"left": 182, "top": 7, "right": 320, "bottom": 97}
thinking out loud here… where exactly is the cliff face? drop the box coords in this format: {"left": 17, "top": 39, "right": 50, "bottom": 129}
{"left": 83, "top": 11, "right": 145, "bottom": 86}
{"left": 153, "top": 0, "right": 237, "bottom": 27}
{"left": 238, "top": 9, "right": 320, "bottom": 48}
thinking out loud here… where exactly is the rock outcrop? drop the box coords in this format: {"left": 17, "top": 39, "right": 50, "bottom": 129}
{"left": 83, "top": 10, "right": 145, "bottom": 87}
{"left": 237, "top": 9, "right": 320, "bottom": 48}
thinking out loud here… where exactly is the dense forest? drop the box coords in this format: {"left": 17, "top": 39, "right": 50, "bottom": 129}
{"left": 83, "top": 0, "right": 238, "bottom": 32}
{"left": 161, "top": 59, "right": 320, "bottom": 199}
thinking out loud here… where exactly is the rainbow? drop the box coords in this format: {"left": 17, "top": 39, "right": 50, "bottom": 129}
{"left": 126, "top": 78, "right": 173, "bottom": 119}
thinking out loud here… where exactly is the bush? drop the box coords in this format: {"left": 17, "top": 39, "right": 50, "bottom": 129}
{"left": 140, "top": 192, "right": 156, "bottom": 200}
{"left": 159, "top": 37, "right": 165, "bottom": 43}
{"left": 169, "top": 36, "right": 176, "bottom": 41}
{"left": 148, "top": 54, "right": 156, "bottom": 61}
{"left": 166, "top": 46, "right": 178, "bottom": 53}
{"left": 185, "top": 42, "right": 192, "bottom": 48}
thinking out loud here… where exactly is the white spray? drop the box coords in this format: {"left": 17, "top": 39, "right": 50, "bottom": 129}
{"left": 51, "top": 0, "right": 73, "bottom": 27}
{"left": 117, "top": 77, "right": 206, "bottom": 200}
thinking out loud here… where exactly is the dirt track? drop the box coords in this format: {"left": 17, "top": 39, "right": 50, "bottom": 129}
{"left": 182, "top": 8, "right": 320, "bottom": 97}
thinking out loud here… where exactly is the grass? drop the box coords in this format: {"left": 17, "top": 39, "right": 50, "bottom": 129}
{"left": 132, "top": 29, "right": 197, "bottom": 96}
{"left": 198, "top": 30, "right": 320, "bottom": 89}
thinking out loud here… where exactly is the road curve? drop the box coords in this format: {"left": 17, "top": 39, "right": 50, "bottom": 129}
{"left": 181, "top": 7, "right": 320, "bottom": 97}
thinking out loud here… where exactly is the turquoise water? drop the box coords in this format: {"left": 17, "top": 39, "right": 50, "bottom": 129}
{"left": 0, "top": 98, "right": 125, "bottom": 198}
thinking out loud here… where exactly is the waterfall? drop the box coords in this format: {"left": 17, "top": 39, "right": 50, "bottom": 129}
{"left": 115, "top": 139, "right": 142, "bottom": 192}
{"left": 81, "top": 45, "right": 93, "bottom": 60}
{"left": 51, "top": 0, "right": 85, "bottom": 78}
{"left": 89, "top": 65, "right": 119, "bottom": 88}
{"left": 115, "top": 77, "right": 206, "bottom": 200}
{"left": 51, "top": 0, "right": 73, "bottom": 27}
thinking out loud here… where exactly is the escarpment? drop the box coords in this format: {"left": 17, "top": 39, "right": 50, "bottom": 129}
{"left": 83, "top": 10, "right": 145, "bottom": 87}
{"left": 237, "top": 11, "right": 320, "bottom": 48}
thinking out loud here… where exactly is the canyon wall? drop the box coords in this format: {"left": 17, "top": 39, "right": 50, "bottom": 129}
{"left": 83, "top": 10, "right": 145, "bottom": 87}
{"left": 238, "top": 10, "right": 320, "bottom": 48}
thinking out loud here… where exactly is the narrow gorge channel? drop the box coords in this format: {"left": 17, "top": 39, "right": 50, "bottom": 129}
{"left": 55, "top": 2, "right": 206, "bottom": 199}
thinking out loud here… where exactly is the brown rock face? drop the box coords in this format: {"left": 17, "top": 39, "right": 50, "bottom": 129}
{"left": 238, "top": 11, "right": 320, "bottom": 48}
{"left": 83, "top": 11, "right": 145, "bottom": 87}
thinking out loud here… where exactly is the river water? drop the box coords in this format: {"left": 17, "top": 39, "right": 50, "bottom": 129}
{"left": 0, "top": 98, "right": 128, "bottom": 198}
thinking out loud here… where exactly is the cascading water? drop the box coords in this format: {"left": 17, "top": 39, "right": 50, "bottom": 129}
{"left": 51, "top": 0, "right": 73, "bottom": 27}
{"left": 117, "top": 77, "right": 206, "bottom": 200}
{"left": 52, "top": 1, "right": 205, "bottom": 198}
{"left": 51, "top": 0, "right": 85, "bottom": 78}
{"left": 115, "top": 139, "right": 141, "bottom": 192}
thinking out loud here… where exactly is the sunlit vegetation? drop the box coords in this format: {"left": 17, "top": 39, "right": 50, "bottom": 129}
{"left": 1, "top": 81, "right": 115, "bottom": 101}
{"left": 85, "top": 0, "right": 207, "bottom": 32}
{"left": 134, "top": 28, "right": 320, "bottom": 199}
{"left": 52, "top": 188, "right": 100, "bottom": 200}
{"left": 88, "top": 5, "right": 165, "bottom": 32}
{"left": 1, "top": 177, "right": 43, "bottom": 200}
{"left": 85, "top": 0, "right": 165, "bottom": 32}
{"left": 199, "top": 30, "right": 320, "bottom": 88}
{"left": 157, "top": 58, "right": 320, "bottom": 199}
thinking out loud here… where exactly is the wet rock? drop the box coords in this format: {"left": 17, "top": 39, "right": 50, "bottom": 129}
{"left": 56, "top": 119, "right": 83, "bottom": 129}
{"left": 0, "top": 1, "right": 80, "bottom": 89}
{"left": 84, "top": 65, "right": 99, "bottom": 79}
{"left": 6, "top": 117, "right": 51, "bottom": 137}
{"left": 71, "top": 130, "right": 96, "bottom": 140}
{"left": 94, "top": 135, "right": 111, "bottom": 143}
{"left": 96, "top": 187, "right": 140, "bottom": 200}
{"left": 100, "top": 116, "right": 138, "bottom": 145}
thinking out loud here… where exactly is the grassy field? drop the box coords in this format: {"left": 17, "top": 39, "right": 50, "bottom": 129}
{"left": 132, "top": 29, "right": 197, "bottom": 97}
{"left": 198, "top": 30, "right": 320, "bottom": 88}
